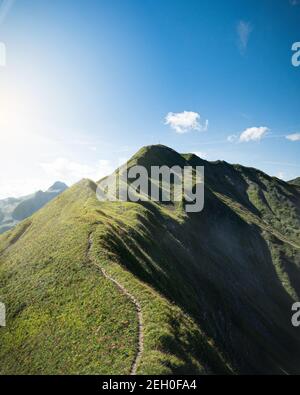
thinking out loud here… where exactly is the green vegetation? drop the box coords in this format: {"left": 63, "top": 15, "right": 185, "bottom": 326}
{"left": 0, "top": 179, "right": 230, "bottom": 374}
{"left": 1, "top": 145, "right": 300, "bottom": 374}
{"left": 289, "top": 177, "right": 300, "bottom": 187}
{"left": 0, "top": 183, "right": 138, "bottom": 374}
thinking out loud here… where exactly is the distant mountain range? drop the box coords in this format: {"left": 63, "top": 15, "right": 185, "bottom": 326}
{"left": 0, "top": 145, "right": 299, "bottom": 374}
{"left": 0, "top": 181, "right": 68, "bottom": 234}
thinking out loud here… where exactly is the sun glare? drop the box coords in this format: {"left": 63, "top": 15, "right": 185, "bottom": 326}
{"left": 0, "top": 88, "right": 41, "bottom": 144}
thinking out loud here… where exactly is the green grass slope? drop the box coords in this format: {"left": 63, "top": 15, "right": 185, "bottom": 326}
{"left": 0, "top": 178, "right": 230, "bottom": 375}
{"left": 0, "top": 182, "right": 139, "bottom": 374}
{"left": 1, "top": 145, "right": 300, "bottom": 374}
{"left": 289, "top": 177, "right": 300, "bottom": 187}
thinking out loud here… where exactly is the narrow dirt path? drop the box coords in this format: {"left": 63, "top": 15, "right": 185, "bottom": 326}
{"left": 87, "top": 233, "right": 144, "bottom": 375}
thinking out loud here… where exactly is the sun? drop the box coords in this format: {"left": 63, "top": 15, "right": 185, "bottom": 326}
{"left": 0, "top": 87, "right": 40, "bottom": 144}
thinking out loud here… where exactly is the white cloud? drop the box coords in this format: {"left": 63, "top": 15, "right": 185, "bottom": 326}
{"left": 89, "top": 146, "right": 97, "bottom": 151}
{"left": 40, "top": 158, "right": 113, "bottom": 185}
{"left": 276, "top": 171, "right": 285, "bottom": 180}
{"left": 165, "top": 111, "right": 208, "bottom": 133}
{"left": 192, "top": 151, "right": 208, "bottom": 159}
{"left": 286, "top": 133, "right": 300, "bottom": 141}
{"left": 227, "top": 134, "right": 238, "bottom": 143}
{"left": 237, "top": 21, "right": 253, "bottom": 53}
{"left": 239, "top": 126, "right": 269, "bottom": 142}
{"left": 0, "top": 176, "right": 53, "bottom": 199}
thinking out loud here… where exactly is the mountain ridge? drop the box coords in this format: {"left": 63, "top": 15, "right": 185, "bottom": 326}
{"left": 0, "top": 145, "right": 299, "bottom": 374}
{"left": 289, "top": 177, "right": 300, "bottom": 187}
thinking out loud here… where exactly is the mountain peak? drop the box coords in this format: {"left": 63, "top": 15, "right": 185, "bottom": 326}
{"left": 128, "top": 144, "right": 187, "bottom": 169}
{"left": 47, "top": 181, "right": 68, "bottom": 192}
{"left": 1, "top": 145, "right": 300, "bottom": 374}
{"left": 132, "top": 144, "right": 180, "bottom": 159}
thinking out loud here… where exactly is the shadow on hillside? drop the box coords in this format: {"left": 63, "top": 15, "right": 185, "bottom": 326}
{"left": 95, "top": 193, "right": 300, "bottom": 374}
{"left": 158, "top": 313, "right": 233, "bottom": 374}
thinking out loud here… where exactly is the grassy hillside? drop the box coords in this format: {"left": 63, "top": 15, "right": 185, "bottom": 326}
{"left": 289, "top": 177, "right": 300, "bottom": 187}
{"left": 0, "top": 179, "right": 230, "bottom": 374}
{"left": 1, "top": 145, "right": 300, "bottom": 374}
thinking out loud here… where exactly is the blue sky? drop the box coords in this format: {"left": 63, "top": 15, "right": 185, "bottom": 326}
{"left": 0, "top": 0, "right": 300, "bottom": 197}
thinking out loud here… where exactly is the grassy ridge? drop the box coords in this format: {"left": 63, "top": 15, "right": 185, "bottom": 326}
{"left": 1, "top": 145, "right": 300, "bottom": 374}
{"left": 0, "top": 179, "right": 230, "bottom": 374}
{"left": 0, "top": 181, "right": 138, "bottom": 374}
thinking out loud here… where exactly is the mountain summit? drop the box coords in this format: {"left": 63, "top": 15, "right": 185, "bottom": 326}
{"left": 47, "top": 181, "right": 68, "bottom": 193}
{"left": 0, "top": 146, "right": 299, "bottom": 374}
